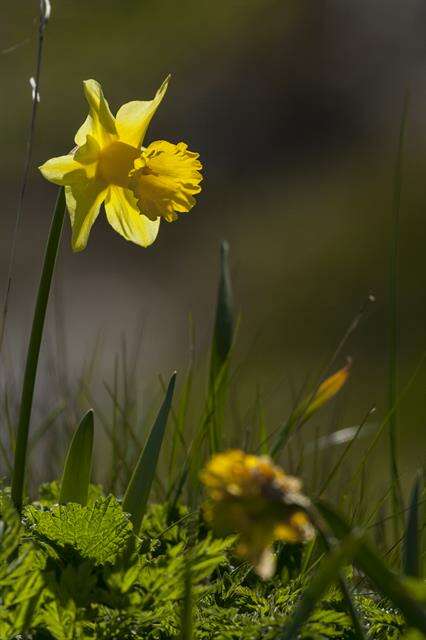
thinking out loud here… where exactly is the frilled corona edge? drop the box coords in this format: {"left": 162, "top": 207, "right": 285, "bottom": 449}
{"left": 200, "top": 450, "right": 315, "bottom": 579}
{"left": 39, "top": 77, "right": 202, "bottom": 251}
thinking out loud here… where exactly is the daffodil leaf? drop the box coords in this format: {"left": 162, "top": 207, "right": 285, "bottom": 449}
{"left": 59, "top": 410, "right": 94, "bottom": 506}
{"left": 122, "top": 372, "right": 176, "bottom": 533}
{"left": 11, "top": 187, "right": 66, "bottom": 513}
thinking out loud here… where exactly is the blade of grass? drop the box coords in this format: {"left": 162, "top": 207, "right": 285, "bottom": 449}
{"left": 316, "top": 501, "right": 426, "bottom": 634}
{"left": 11, "top": 187, "right": 66, "bottom": 512}
{"left": 269, "top": 295, "right": 374, "bottom": 459}
{"left": 317, "top": 406, "right": 375, "bottom": 498}
{"left": 180, "top": 556, "right": 193, "bottom": 640}
{"left": 308, "top": 508, "right": 368, "bottom": 639}
{"left": 59, "top": 410, "right": 94, "bottom": 505}
{"left": 208, "top": 240, "right": 234, "bottom": 452}
{"left": 350, "top": 350, "right": 426, "bottom": 489}
{"left": 103, "top": 380, "right": 142, "bottom": 451}
{"left": 0, "top": 0, "right": 51, "bottom": 355}
{"left": 403, "top": 470, "right": 423, "bottom": 578}
{"left": 209, "top": 240, "right": 234, "bottom": 385}
{"left": 255, "top": 386, "right": 269, "bottom": 455}
{"left": 388, "top": 90, "right": 410, "bottom": 539}
{"left": 169, "top": 316, "right": 194, "bottom": 484}
{"left": 271, "top": 361, "right": 351, "bottom": 459}
{"left": 81, "top": 381, "right": 131, "bottom": 478}
{"left": 280, "top": 532, "right": 363, "bottom": 640}
{"left": 122, "top": 372, "right": 176, "bottom": 533}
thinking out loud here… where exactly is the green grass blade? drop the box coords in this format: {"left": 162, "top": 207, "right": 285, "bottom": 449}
{"left": 317, "top": 406, "right": 375, "bottom": 498}
{"left": 208, "top": 241, "right": 234, "bottom": 452}
{"left": 272, "top": 363, "right": 350, "bottom": 459}
{"left": 403, "top": 471, "right": 422, "bottom": 578}
{"left": 11, "top": 187, "right": 66, "bottom": 512}
{"left": 388, "top": 91, "right": 410, "bottom": 537}
{"left": 209, "top": 240, "right": 234, "bottom": 385}
{"left": 59, "top": 410, "right": 94, "bottom": 506}
{"left": 316, "top": 501, "right": 426, "bottom": 635}
{"left": 310, "top": 511, "right": 367, "bottom": 639}
{"left": 280, "top": 532, "right": 363, "bottom": 640}
{"left": 122, "top": 372, "right": 176, "bottom": 533}
{"left": 336, "top": 571, "right": 367, "bottom": 639}
{"left": 180, "top": 556, "right": 193, "bottom": 640}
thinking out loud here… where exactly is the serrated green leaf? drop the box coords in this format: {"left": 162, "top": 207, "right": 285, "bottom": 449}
{"left": 0, "top": 492, "right": 22, "bottom": 561}
{"left": 24, "top": 495, "right": 132, "bottom": 566}
{"left": 59, "top": 410, "right": 94, "bottom": 506}
{"left": 122, "top": 372, "right": 176, "bottom": 534}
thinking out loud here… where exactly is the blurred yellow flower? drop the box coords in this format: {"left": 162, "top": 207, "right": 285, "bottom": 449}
{"left": 39, "top": 77, "right": 202, "bottom": 251}
{"left": 200, "top": 450, "right": 314, "bottom": 579}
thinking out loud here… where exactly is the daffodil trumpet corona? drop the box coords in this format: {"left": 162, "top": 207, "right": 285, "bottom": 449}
{"left": 40, "top": 77, "right": 202, "bottom": 251}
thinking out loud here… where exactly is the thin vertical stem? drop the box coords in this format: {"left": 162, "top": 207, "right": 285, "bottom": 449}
{"left": 11, "top": 187, "right": 66, "bottom": 512}
{"left": 0, "top": 1, "right": 51, "bottom": 353}
{"left": 389, "top": 91, "right": 410, "bottom": 535}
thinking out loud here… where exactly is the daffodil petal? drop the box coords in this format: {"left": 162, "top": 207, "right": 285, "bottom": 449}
{"left": 74, "top": 114, "right": 93, "bottom": 147}
{"left": 74, "top": 134, "right": 101, "bottom": 165}
{"left": 104, "top": 186, "right": 160, "bottom": 248}
{"left": 39, "top": 154, "right": 85, "bottom": 186}
{"left": 75, "top": 79, "right": 117, "bottom": 147}
{"left": 130, "top": 140, "right": 202, "bottom": 222}
{"left": 65, "top": 180, "right": 107, "bottom": 252}
{"left": 115, "top": 75, "right": 170, "bottom": 148}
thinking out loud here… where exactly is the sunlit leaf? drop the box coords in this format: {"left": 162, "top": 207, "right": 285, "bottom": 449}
{"left": 24, "top": 495, "right": 132, "bottom": 566}
{"left": 59, "top": 410, "right": 94, "bottom": 506}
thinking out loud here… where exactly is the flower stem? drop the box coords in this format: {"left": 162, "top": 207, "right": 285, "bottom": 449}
{"left": 389, "top": 90, "right": 410, "bottom": 539}
{"left": 11, "top": 187, "right": 66, "bottom": 512}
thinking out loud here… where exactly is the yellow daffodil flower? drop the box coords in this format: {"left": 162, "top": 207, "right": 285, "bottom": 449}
{"left": 200, "top": 450, "right": 314, "bottom": 579}
{"left": 39, "top": 77, "right": 202, "bottom": 251}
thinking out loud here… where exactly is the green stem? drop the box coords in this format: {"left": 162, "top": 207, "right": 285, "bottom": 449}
{"left": 11, "top": 187, "right": 66, "bottom": 512}
{"left": 389, "top": 91, "right": 409, "bottom": 537}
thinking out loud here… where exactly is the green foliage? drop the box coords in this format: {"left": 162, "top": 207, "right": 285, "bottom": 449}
{"left": 0, "top": 494, "right": 418, "bottom": 640}
{"left": 24, "top": 495, "right": 133, "bottom": 566}
{"left": 59, "top": 410, "right": 94, "bottom": 506}
{"left": 316, "top": 501, "right": 426, "bottom": 635}
{"left": 1, "top": 210, "right": 424, "bottom": 640}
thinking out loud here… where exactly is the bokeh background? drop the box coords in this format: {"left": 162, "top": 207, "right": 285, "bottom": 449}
{"left": 1, "top": 1, "right": 425, "bottom": 488}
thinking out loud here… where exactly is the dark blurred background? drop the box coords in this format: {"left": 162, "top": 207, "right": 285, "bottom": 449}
{"left": 1, "top": 1, "right": 425, "bottom": 486}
